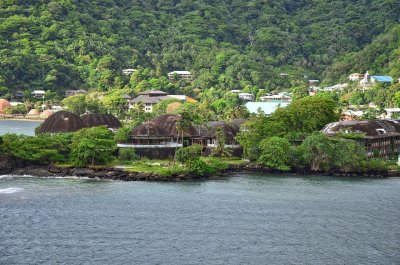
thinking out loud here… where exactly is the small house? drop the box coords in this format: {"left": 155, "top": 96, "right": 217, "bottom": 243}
{"left": 65, "top": 90, "right": 87, "bottom": 97}
{"left": 122, "top": 69, "right": 137, "bottom": 75}
{"left": 238, "top": 93, "right": 254, "bottom": 101}
{"left": 31, "top": 90, "right": 46, "bottom": 99}
{"left": 167, "top": 71, "right": 192, "bottom": 80}
{"left": 348, "top": 73, "right": 364, "bottom": 81}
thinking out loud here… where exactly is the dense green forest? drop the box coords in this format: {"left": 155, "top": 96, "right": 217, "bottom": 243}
{"left": 0, "top": 0, "right": 399, "bottom": 97}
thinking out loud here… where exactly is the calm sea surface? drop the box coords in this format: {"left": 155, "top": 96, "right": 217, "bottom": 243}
{"left": 1, "top": 121, "right": 399, "bottom": 264}
{"left": 0, "top": 120, "right": 42, "bottom": 136}
{"left": 0, "top": 175, "right": 399, "bottom": 265}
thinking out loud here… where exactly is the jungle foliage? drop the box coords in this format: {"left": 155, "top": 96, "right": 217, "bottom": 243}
{"left": 0, "top": 0, "right": 398, "bottom": 99}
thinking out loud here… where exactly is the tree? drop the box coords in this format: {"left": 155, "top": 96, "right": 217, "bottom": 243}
{"left": 332, "top": 138, "right": 366, "bottom": 172}
{"left": 69, "top": 126, "right": 117, "bottom": 166}
{"left": 291, "top": 85, "right": 309, "bottom": 101}
{"left": 211, "top": 126, "right": 232, "bottom": 158}
{"left": 175, "top": 144, "right": 202, "bottom": 166}
{"left": 257, "top": 137, "right": 292, "bottom": 171}
{"left": 300, "top": 133, "right": 335, "bottom": 172}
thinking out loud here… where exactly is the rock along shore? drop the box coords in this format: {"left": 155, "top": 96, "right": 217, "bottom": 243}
{"left": 0, "top": 155, "right": 396, "bottom": 181}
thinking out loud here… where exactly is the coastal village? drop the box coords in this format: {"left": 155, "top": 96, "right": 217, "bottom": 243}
{"left": 1, "top": 70, "right": 400, "bottom": 163}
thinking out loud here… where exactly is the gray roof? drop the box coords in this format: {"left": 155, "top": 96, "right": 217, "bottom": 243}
{"left": 138, "top": 90, "right": 168, "bottom": 96}
{"left": 129, "top": 95, "right": 169, "bottom": 104}
{"left": 321, "top": 120, "right": 400, "bottom": 138}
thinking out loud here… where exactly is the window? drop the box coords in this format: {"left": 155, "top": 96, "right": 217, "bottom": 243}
{"left": 376, "top": 129, "right": 386, "bottom": 135}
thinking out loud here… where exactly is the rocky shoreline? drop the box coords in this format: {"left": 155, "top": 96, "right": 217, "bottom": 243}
{"left": 1, "top": 159, "right": 398, "bottom": 181}
{"left": 1, "top": 155, "right": 398, "bottom": 180}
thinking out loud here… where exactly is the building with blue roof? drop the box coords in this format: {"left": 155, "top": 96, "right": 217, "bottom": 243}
{"left": 371, "top": 76, "right": 393, "bottom": 83}
{"left": 245, "top": 101, "right": 290, "bottom": 116}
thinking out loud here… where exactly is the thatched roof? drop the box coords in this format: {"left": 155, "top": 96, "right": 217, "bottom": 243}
{"left": 131, "top": 121, "right": 170, "bottom": 138}
{"left": 151, "top": 114, "right": 198, "bottom": 137}
{"left": 202, "top": 121, "right": 239, "bottom": 139}
{"left": 0, "top": 99, "right": 11, "bottom": 112}
{"left": 321, "top": 120, "right": 400, "bottom": 138}
{"left": 229, "top": 119, "right": 247, "bottom": 131}
{"left": 81, "top": 113, "right": 122, "bottom": 129}
{"left": 27, "top": 109, "right": 40, "bottom": 116}
{"left": 40, "top": 110, "right": 53, "bottom": 118}
{"left": 36, "top": 111, "right": 85, "bottom": 133}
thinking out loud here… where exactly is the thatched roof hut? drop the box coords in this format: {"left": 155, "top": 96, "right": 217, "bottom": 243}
{"left": 27, "top": 109, "right": 40, "bottom": 116}
{"left": 0, "top": 99, "right": 11, "bottom": 113}
{"left": 130, "top": 122, "right": 173, "bottom": 145}
{"left": 151, "top": 114, "right": 198, "bottom": 137}
{"left": 321, "top": 120, "right": 400, "bottom": 138}
{"left": 230, "top": 119, "right": 247, "bottom": 131}
{"left": 36, "top": 111, "right": 85, "bottom": 133}
{"left": 81, "top": 113, "right": 122, "bottom": 129}
{"left": 203, "top": 121, "right": 238, "bottom": 140}
{"left": 40, "top": 110, "right": 53, "bottom": 119}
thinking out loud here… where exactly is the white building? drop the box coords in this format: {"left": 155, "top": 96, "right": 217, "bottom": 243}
{"left": 348, "top": 73, "right": 364, "bottom": 81}
{"left": 238, "top": 93, "right": 254, "bottom": 101}
{"left": 167, "top": 71, "right": 192, "bottom": 80}
{"left": 122, "top": 69, "right": 137, "bottom": 75}
{"left": 31, "top": 90, "right": 45, "bottom": 99}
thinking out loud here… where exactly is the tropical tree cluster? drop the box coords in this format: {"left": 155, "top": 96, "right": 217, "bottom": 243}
{"left": 1, "top": 126, "right": 116, "bottom": 167}
{"left": 0, "top": 0, "right": 398, "bottom": 100}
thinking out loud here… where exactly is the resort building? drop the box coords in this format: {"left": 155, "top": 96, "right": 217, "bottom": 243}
{"left": 81, "top": 113, "right": 122, "bottom": 131}
{"left": 36, "top": 111, "right": 85, "bottom": 133}
{"left": 321, "top": 120, "right": 400, "bottom": 158}
{"left": 36, "top": 111, "right": 122, "bottom": 134}
{"left": 118, "top": 114, "right": 246, "bottom": 159}
{"left": 128, "top": 90, "right": 197, "bottom": 113}
{"left": 167, "top": 71, "right": 192, "bottom": 80}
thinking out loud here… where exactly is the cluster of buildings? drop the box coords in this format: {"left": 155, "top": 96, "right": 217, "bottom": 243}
{"left": 126, "top": 90, "right": 197, "bottom": 113}
{"left": 348, "top": 71, "right": 394, "bottom": 88}
{"left": 33, "top": 108, "right": 400, "bottom": 160}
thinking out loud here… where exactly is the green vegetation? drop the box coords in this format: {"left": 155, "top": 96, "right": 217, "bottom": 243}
{"left": 0, "top": 1, "right": 398, "bottom": 112}
{"left": 69, "top": 126, "right": 117, "bottom": 166}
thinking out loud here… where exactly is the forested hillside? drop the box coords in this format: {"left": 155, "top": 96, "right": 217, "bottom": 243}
{"left": 0, "top": 0, "right": 399, "bottom": 95}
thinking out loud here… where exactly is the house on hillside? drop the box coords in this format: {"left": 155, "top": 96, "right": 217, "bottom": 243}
{"left": 122, "top": 69, "right": 137, "bottom": 75}
{"left": 321, "top": 119, "right": 400, "bottom": 158}
{"left": 348, "top": 73, "right": 364, "bottom": 81}
{"left": 360, "top": 71, "right": 393, "bottom": 88}
{"left": 31, "top": 90, "right": 45, "bottom": 99}
{"left": 65, "top": 90, "right": 87, "bottom": 97}
{"left": 167, "top": 71, "right": 192, "bottom": 80}
{"left": 238, "top": 93, "right": 254, "bottom": 101}
{"left": 128, "top": 90, "right": 197, "bottom": 113}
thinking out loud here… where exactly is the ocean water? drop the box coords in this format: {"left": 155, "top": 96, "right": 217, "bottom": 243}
{"left": 0, "top": 174, "right": 399, "bottom": 265}
{"left": 0, "top": 120, "right": 42, "bottom": 136}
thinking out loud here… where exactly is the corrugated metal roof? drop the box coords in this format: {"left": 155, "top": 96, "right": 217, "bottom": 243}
{"left": 245, "top": 101, "right": 290, "bottom": 115}
{"left": 371, "top": 76, "right": 393, "bottom": 83}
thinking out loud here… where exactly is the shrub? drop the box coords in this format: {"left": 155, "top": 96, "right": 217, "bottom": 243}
{"left": 175, "top": 144, "right": 202, "bottom": 165}
{"left": 257, "top": 136, "right": 292, "bottom": 171}
{"left": 187, "top": 159, "right": 213, "bottom": 177}
{"left": 118, "top": 148, "right": 139, "bottom": 161}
